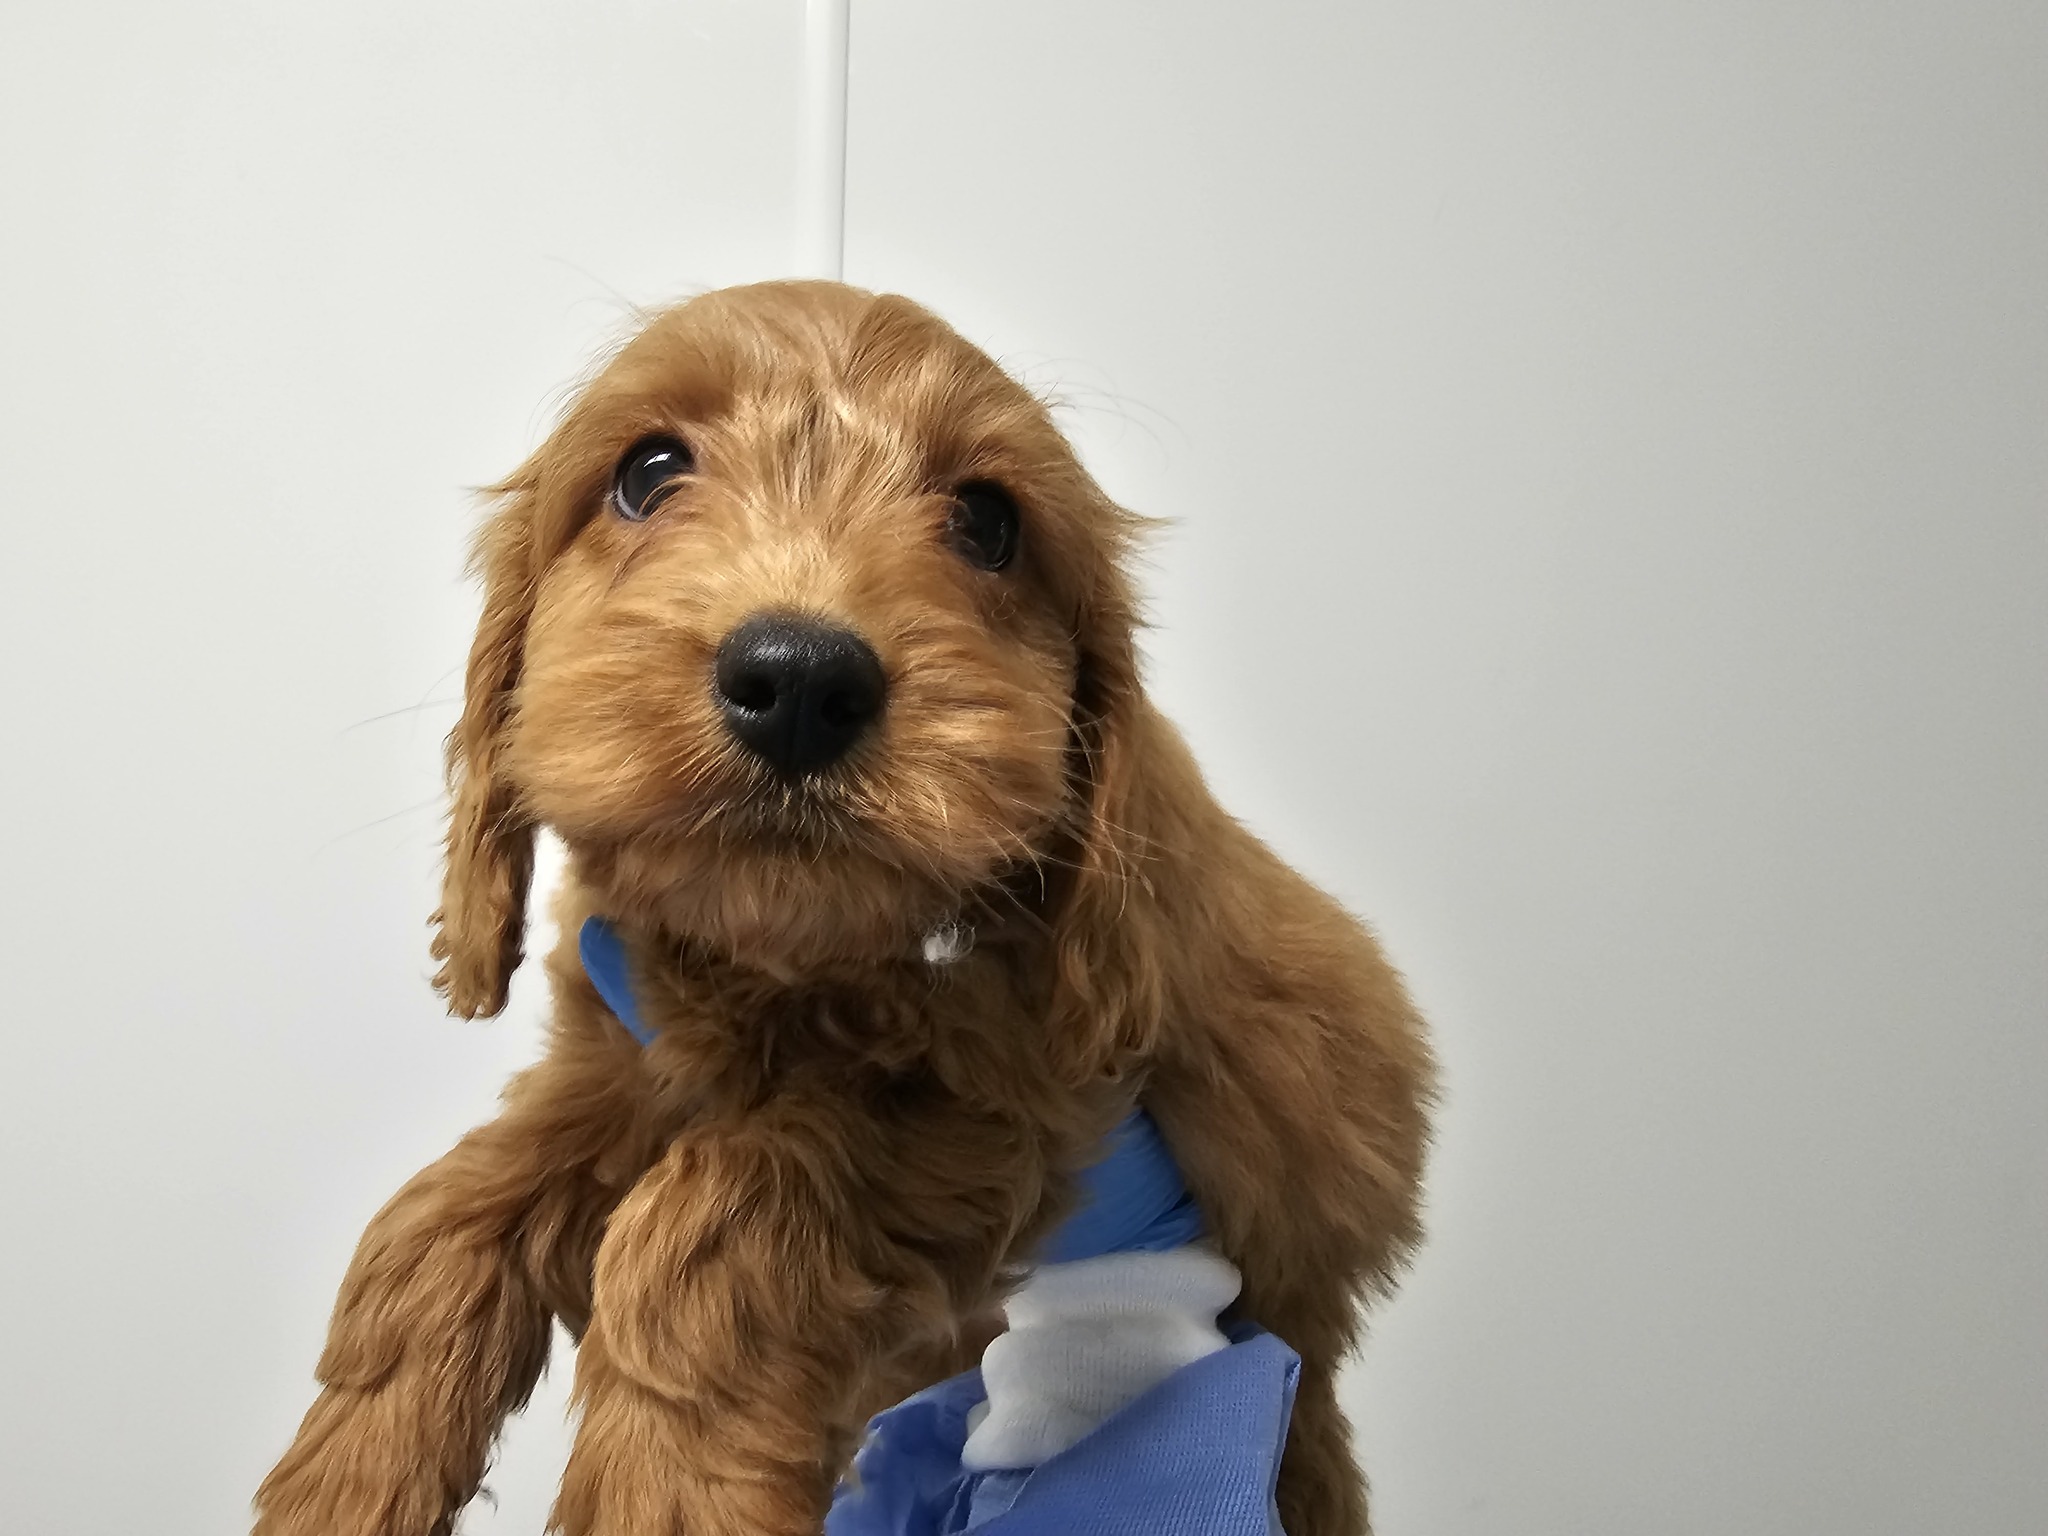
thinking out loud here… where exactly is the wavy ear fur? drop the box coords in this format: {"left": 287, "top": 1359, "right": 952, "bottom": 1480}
{"left": 1044, "top": 502, "right": 1177, "bottom": 1086}
{"left": 430, "top": 472, "right": 542, "bottom": 1019}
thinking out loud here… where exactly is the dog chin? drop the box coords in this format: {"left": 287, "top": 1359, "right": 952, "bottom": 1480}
{"left": 705, "top": 882, "right": 945, "bottom": 978}
{"left": 626, "top": 830, "right": 964, "bottom": 977}
{"left": 562, "top": 775, "right": 1018, "bottom": 974}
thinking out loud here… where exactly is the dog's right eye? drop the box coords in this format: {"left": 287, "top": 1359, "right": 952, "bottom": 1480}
{"left": 611, "top": 435, "right": 695, "bottom": 522}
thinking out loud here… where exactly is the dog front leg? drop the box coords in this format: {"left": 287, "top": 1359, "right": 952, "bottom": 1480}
{"left": 254, "top": 1043, "right": 647, "bottom": 1536}
{"left": 554, "top": 1110, "right": 1018, "bottom": 1536}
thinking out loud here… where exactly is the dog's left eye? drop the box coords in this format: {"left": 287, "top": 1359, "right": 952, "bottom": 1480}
{"left": 612, "top": 435, "right": 695, "bottom": 522}
{"left": 945, "top": 481, "right": 1020, "bottom": 572}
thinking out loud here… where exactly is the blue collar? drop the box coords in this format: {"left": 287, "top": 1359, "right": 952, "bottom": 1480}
{"left": 577, "top": 916, "right": 1203, "bottom": 1259}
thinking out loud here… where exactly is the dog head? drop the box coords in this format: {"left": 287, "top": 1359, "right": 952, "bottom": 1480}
{"left": 431, "top": 282, "right": 1164, "bottom": 1066}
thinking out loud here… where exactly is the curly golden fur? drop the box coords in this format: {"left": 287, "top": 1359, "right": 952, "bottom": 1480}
{"left": 253, "top": 281, "right": 1435, "bottom": 1536}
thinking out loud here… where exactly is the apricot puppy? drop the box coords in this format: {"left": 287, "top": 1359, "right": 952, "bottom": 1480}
{"left": 254, "top": 281, "right": 1434, "bottom": 1536}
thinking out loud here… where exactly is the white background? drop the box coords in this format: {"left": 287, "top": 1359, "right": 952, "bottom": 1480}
{"left": 2, "top": 4, "right": 2043, "bottom": 1533}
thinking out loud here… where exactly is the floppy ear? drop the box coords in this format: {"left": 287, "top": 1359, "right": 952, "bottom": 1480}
{"left": 1044, "top": 515, "right": 1175, "bottom": 1086}
{"left": 430, "top": 472, "right": 542, "bottom": 1019}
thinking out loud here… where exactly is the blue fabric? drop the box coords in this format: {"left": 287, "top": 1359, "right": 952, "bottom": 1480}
{"left": 825, "top": 1326, "right": 1299, "bottom": 1536}
{"left": 579, "top": 917, "right": 659, "bottom": 1047}
{"left": 1046, "top": 1107, "right": 1207, "bottom": 1261}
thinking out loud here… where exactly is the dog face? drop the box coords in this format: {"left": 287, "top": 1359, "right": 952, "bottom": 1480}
{"left": 431, "top": 283, "right": 1152, "bottom": 1007}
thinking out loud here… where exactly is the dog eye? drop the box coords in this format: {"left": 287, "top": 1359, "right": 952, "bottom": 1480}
{"left": 945, "top": 481, "right": 1020, "bottom": 571}
{"left": 611, "top": 435, "right": 695, "bottom": 522}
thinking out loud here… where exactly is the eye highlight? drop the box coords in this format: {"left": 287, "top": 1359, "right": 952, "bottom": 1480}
{"left": 945, "top": 481, "right": 1020, "bottom": 571}
{"left": 611, "top": 435, "right": 694, "bottom": 522}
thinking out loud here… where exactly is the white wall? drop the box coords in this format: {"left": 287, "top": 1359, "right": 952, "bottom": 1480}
{"left": 2, "top": 4, "right": 2043, "bottom": 1534}
{"left": 0, "top": 3, "right": 805, "bottom": 1531}
{"left": 845, "top": 4, "right": 2048, "bottom": 1532}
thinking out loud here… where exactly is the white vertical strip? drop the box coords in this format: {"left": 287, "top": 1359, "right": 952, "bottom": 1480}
{"left": 796, "top": 0, "right": 851, "bottom": 280}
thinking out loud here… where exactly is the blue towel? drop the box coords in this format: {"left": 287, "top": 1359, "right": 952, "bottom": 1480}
{"left": 1043, "top": 1107, "right": 1206, "bottom": 1262}
{"left": 826, "top": 1325, "right": 1298, "bottom": 1536}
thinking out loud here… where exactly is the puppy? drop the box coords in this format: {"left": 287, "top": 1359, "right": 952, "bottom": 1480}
{"left": 253, "top": 281, "right": 1434, "bottom": 1536}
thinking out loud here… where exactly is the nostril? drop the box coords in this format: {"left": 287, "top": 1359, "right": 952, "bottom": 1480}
{"left": 720, "top": 668, "right": 780, "bottom": 715}
{"left": 818, "top": 677, "right": 879, "bottom": 729}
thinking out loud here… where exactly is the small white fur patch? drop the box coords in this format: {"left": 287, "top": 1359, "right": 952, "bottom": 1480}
{"left": 921, "top": 921, "right": 974, "bottom": 966}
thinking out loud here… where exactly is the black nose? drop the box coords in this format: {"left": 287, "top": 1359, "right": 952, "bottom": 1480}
{"left": 712, "top": 615, "right": 887, "bottom": 777}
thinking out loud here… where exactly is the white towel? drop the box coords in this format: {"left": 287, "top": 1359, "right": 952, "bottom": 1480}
{"left": 959, "top": 1246, "right": 1242, "bottom": 1472}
